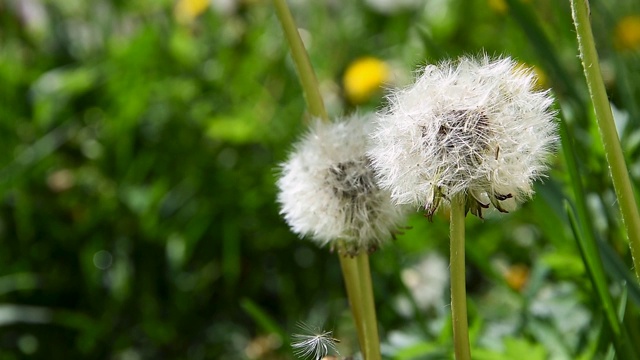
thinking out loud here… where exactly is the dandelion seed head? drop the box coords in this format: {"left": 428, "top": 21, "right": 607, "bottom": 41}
{"left": 277, "top": 114, "right": 407, "bottom": 254}
{"left": 291, "top": 323, "right": 340, "bottom": 360}
{"left": 369, "top": 56, "right": 558, "bottom": 217}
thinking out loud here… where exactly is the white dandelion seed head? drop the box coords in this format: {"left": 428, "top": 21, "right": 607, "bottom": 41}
{"left": 277, "top": 114, "right": 407, "bottom": 254}
{"left": 291, "top": 323, "right": 340, "bottom": 360}
{"left": 368, "top": 56, "right": 558, "bottom": 217}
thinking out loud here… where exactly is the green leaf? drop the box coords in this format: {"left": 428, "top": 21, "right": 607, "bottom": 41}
{"left": 206, "top": 115, "right": 263, "bottom": 144}
{"left": 392, "top": 342, "right": 445, "bottom": 360}
{"left": 503, "top": 337, "right": 547, "bottom": 360}
{"left": 566, "top": 203, "right": 639, "bottom": 359}
{"left": 240, "top": 298, "right": 288, "bottom": 347}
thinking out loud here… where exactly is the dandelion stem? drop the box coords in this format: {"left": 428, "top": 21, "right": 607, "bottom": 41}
{"left": 356, "top": 253, "right": 382, "bottom": 360}
{"left": 338, "top": 253, "right": 366, "bottom": 354}
{"left": 570, "top": 0, "right": 640, "bottom": 281}
{"left": 272, "top": 0, "right": 328, "bottom": 121}
{"left": 450, "top": 193, "right": 471, "bottom": 360}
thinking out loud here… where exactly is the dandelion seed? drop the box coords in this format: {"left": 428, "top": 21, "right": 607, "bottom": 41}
{"left": 291, "top": 323, "right": 340, "bottom": 360}
{"left": 277, "top": 114, "right": 407, "bottom": 255}
{"left": 369, "top": 56, "right": 558, "bottom": 218}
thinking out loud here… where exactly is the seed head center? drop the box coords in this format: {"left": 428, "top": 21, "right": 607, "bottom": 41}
{"left": 328, "top": 157, "right": 375, "bottom": 200}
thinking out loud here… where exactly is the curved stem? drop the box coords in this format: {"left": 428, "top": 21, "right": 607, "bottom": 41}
{"left": 570, "top": 0, "right": 640, "bottom": 281}
{"left": 272, "top": 0, "right": 328, "bottom": 121}
{"left": 450, "top": 194, "right": 471, "bottom": 360}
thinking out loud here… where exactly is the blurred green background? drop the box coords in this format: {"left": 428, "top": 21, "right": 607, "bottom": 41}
{"left": 1, "top": 0, "right": 640, "bottom": 358}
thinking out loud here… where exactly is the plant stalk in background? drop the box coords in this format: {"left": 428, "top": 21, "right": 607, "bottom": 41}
{"left": 570, "top": 0, "right": 640, "bottom": 281}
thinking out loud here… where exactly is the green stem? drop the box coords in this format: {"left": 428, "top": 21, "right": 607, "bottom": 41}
{"left": 356, "top": 253, "right": 382, "bottom": 360}
{"left": 450, "top": 194, "right": 471, "bottom": 360}
{"left": 570, "top": 0, "right": 640, "bottom": 281}
{"left": 272, "top": 0, "right": 328, "bottom": 121}
{"left": 338, "top": 254, "right": 366, "bottom": 354}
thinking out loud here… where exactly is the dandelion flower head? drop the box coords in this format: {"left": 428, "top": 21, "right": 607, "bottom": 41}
{"left": 487, "top": 0, "right": 508, "bottom": 14}
{"left": 615, "top": 15, "right": 640, "bottom": 51}
{"left": 343, "top": 57, "right": 390, "bottom": 104}
{"left": 277, "top": 114, "right": 406, "bottom": 254}
{"left": 369, "top": 56, "right": 557, "bottom": 218}
{"left": 174, "top": 0, "right": 209, "bottom": 23}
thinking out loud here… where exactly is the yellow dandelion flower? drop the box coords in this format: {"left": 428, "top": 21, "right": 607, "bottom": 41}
{"left": 487, "top": 0, "right": 530, "bottom": 14}
{"left": 515, "top": 62, "right": 549, "bottom": 89}
{"left": 615, "top": 15, "right": 640, "bottom": 51}
{"left": 343, "top": 57, "right": 389, "bottom": 104}
{"left": 531, "top": 65, "right": 549, "bottom": 89}
{"left": 504, "top": 264, "right": 529, "bottom": 292}
{"left": 175, "top": 0, "right": 210, "bottom": 24}
{"left": 488, "top": 0, "right": 507, "bottom": 14}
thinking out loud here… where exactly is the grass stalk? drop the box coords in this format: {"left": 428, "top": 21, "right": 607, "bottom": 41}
{"left": 450, "top": 193, "right": 471, "bottom": 360}
{"left": 570, "top": 0, "right": 640, "bottom": 280}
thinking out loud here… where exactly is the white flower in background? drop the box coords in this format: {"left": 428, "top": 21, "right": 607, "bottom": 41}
{"left": 364, "top": 0, "right": 424, "bottom": 14}
{"left": 277, "top": 114, "right": 406, "bottom": 255}
{"left": 291, "top": 323, "right": 340, "bottom": 360}
{"left": 369, "top": 56, "right": 558, "bottom": 219}
{"left": 211, "top": 0, "right": 239, "bottom": 16}
{"left": 400, "top": 253, "right": 449, "bottom": 313}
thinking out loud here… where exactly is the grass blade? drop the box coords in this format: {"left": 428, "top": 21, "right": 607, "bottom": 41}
{"left": 565, "top": 202, "right": 637, "bottom": 359}
{"left": 241, "top": 297, "right": 289, "bottom": 347}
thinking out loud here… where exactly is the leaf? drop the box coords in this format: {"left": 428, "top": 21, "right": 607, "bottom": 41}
{"left": 240, "top": 298, "right": 288, "bottom": 347}
{"left": 206, "top": 115, "right": 263, "bottom": 144}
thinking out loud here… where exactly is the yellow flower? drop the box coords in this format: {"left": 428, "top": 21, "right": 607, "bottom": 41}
{"left": 487, "top": 0, "right": 530, "bottom": 14}
{"left": 531, "top": 65, "right": 548, "bottom": 89}
{"left": 615, "top": 15, "right": 640, "bottom": 51}
{"left": 175, "top": 0, "right": 210, "bottom": 24}
{"left": 514, "top": 62, "right": 548, "bottom": 89}
{"left": 343, "top": 57, "right": 389, "bottom": 104}
{"left": 504, "top": 264, "right": 529, "bottom": 292}
{"left": 487, "top": 0, "right": 507, "bottom": 14}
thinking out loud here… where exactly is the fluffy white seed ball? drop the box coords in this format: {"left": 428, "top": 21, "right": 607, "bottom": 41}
{"left": 277, "top": 114, "right": 406, "bottom": 254}
{"left": 369, "top": 56, "right": 558, "bottom": 218}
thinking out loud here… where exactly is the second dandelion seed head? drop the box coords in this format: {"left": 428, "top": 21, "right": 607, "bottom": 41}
{"left": 277, "top": 114, "right": 407, "bottom": 255}
{"left": 369, "top": 56, "right": 558, "bottom": 218}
